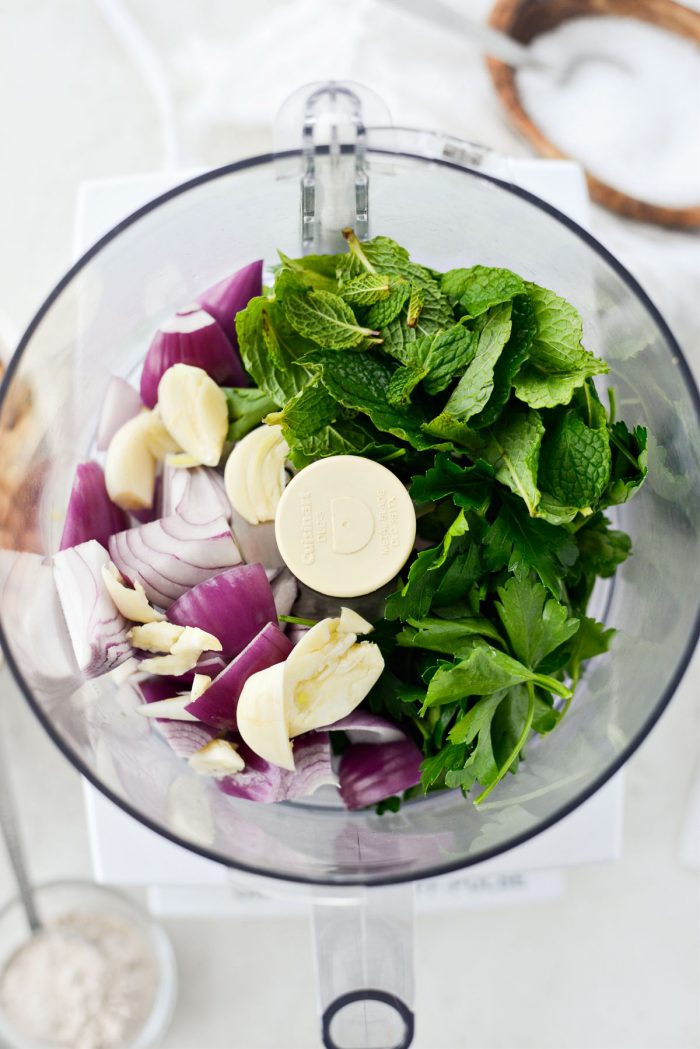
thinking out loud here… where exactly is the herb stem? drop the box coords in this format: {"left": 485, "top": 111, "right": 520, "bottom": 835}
{"left": 278, "top": 614, "right": 317, "bottom": 627}
{"left": 475, "top": 682, "right": 535, "bottom": 806}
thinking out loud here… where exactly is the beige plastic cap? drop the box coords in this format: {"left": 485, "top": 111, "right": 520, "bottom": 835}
{"left": 274, "top": 455, "right": 416, "bottom": 598}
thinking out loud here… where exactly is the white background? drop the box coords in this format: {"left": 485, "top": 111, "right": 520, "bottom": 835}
{"left": 0, "top": 2, "right": 698, "bottom": 1047}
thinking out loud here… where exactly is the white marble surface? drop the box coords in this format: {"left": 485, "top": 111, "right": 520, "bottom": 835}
{"left": 0, "top": 3, "right": 699, "bottom": 1048}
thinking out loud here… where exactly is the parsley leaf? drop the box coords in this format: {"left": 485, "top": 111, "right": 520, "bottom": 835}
{"left": 484, "top": 498, "right": 578, "bottom": 596}
{"left": 411, "top": 452, "right": 493, "bottom": 514}
{"left": 495, "top": 576, "right": 579, "bottom": 669}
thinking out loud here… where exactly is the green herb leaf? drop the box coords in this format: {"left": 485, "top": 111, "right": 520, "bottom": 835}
{"left": 277, "top": 251, "right": 339, "bottom": 292}
{"left": 426, "top": 301, "right": 513, "bottom": 435}
{"left": 424, "top": 641, "right": 570, "bottom": 711}
{"left": 604, "top": 421, "right": 648, "bottom": 505}
{"left": 265, "top": 379, "right": 338, "bottom": 441}
{"left": 470, "top": 294, "right": 536, "bottom": 429}
{"left": 513, "top": 284, "right": 608, "bottom": 409}
{"left": 440, "top": 265, "right": 526, "bottom": 317}
{"left": 538, "top": 411, "right": 612, "bottom": 510}
{"left": 480, "top": 408, "right": 545, "bottom": 516}
{"left": 284, "top": 290, "right": 378, "bottom": 349}
{"left": 495, "top": 576, "right": 579, "bottom": 669}
{"left": 340, "top": 273, "right": 393, "bottom": 305}
{"left": 484, "top": 498, "right": 578, "bottom": 596}
{"left": 386, "top": 364, "right": 428, "bottom": 407}
{"left": 418, "top": 325, "right": 478, "bottom": 396}
{"left": 365, "top": 280, "right": 411, "bottom": 328}
{"left": 236, "top": 296, "right": 311, "bottom": 405}
{"left": 306, "top": 349, "right": 448, "bottom": 451}
{"left": 285, "top": 417, "right": 405, "bottom": 470}
{"left": 397, "top": 615, "right": 504, "bottom": 654}
{"left": 407, "top": 284, "right": 425, "bottom": 327}
{"left": 221, "top": 387, "right": 278, "bottom": 443}
{"left": 411, "top": 452, "right": 493, "bottom": 514}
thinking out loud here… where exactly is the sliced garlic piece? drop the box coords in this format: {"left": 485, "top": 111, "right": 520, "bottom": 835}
{"left": 136, "top": 625, "right": 222, "bottom": 676}
{"left": 157, "top": 363, "right": 228, "bottom": 468}
{"left": 338, "top": 607, "right": 373, "bottom": 635}
{"left": 284, "top": 614, "right": 384, "bottom": 737}
{"left": 165, "top": 452, "right": 202, "bottom": 468}
{"left": 102, "top": 562, "right": 165, "bottom": 623}
{"left": 224, "top": 424, "right": 289, "bottom": 525}
{"left": 190, "top": 674, "right": 212, "bottom": 701}
{"left": 137, "top": 695, "right": 199, "bottom": 721}
{"left": 237, "top": 662, "right": 295, "bottom": 771}
{"left": 128, "top": 621, "right": 184, "bottom": 653}
{"left": 144, "top": 406, "right": 182, "bottom": 458}
{"left": 188, "top": 739, "right": 245, "bottom": 777}
{"left": 105, "top": 412, "right": 157, "bottom": 511}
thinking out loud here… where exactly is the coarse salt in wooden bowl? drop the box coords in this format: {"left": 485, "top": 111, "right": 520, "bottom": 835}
{"left": 487, "top": 0, "right": 700, "bottom": 228}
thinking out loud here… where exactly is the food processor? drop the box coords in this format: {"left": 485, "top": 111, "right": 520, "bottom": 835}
{"left": 0, "top": 82, "right": 698, "bottom": 1049}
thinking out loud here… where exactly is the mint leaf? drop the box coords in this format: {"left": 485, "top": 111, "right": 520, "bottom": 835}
{"left": 480, "top": 408, "right": 545, "bottom": 516}
{"left": 470, "top": 294, "right": 536, "bottom": 429}
{"left": 397, "top": 616, "right": 504, "bottom": 654}
{"left": 284, "top": 290, "right": 378, "bottom": 349}
{"left": 236, "top": 296, "right": 310, "bottom": 405}
{"left": 306, "top": 350, "right": 447, "bottom": 451}
{"left": 424, "top": 642, "right": 570, "bottom": 711}
{"left": 265, "top": 379, "right": 338, "bottom": 441}
{"left": 221, "top": 386, "right": 278, "bottom": 443}
{"left": 604, "top": 422, "right": 648, "bottom": 505}
{"left": 340, "top": 273, "right": 393, "bottom": 305}
{"left": 484, "top": 498, "right": 578, "bottom": 596}
{"left": 419, "top": 326, "right": 478, "bottom": 396}
{"left": 426, "top": 301, "right": 512, "bottom": 435}
{"left": 277, "top": 251, "right": 339, "bottom": 292}
{"left": 495, "top": 576, "right": 579, "bottom": 670}
{"left": 513, "top": 284, "right": 608, "bottom": 409}
{"left": 285, "top": 418, "right": 405, "bottom": 470}
{"left": 440, "top": 265, "right": 525, "bottom": 317}
{"left": 407, "top": 284, "right": 425, "bottom": 327}
{"left": 365, "top": 280, "right": 411, "bottom": 328}
{"left": 386, "top": 364, "right": 428, "bottom": 407}
{"left": 411, "top": 453, "right": 493, "bottom": 514}
{"left": 538, "top": 411, "right": 611, "bottom": 510}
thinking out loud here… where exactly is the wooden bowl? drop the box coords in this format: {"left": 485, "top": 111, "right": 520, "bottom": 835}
{"left": 487, "top": 0, "right": 700, "bottom": 228}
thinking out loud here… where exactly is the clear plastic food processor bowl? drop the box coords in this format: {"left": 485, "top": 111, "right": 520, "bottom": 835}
{"left": 0, "top": 83, "right": 698, "bottom": 1049}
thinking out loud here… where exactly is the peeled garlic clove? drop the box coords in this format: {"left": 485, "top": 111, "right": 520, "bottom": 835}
{"left": 283, "top": 615, "right": 385, "bottom": 737}
{"left": 105, "top": 413, "right": 157, "bottom": 511}
{"left": 157, "top": 364, "right": 228, "bottom": 468}
{"left": 172, "top": 627, "right": 222, "bottom": 655}
{"left": 188, "top": 739, "right": 245, "bottom": 777}
{"left": 137, "top": 695, "right": 200, "bottom": 721}
{"left": 224, "top": 424, "right": 289, "bottom": 525}
{"left": 236, "top": 662, "right": 295, "bottom": 771}
{"left": 190, "top": 674, "right": 212, "bottom": 701}
{"left": 143, "top": 407, "right": 182, "bottom": 458}
{"left": 101, "top": 562, "right": 165, "bottom": 623}
{"left": 128, "top": 621, "right": 184, "bottom": 653}
{"left": 338, "top": 608, "right": 373, "bottom": 635}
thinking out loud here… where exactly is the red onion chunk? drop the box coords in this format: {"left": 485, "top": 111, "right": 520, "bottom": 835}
{"left": 140, "top": 306, "right": 244, "bottom": 408}
{"left": 271, "top": 568, "right": 298, "bottom": 619}
{"left": 59, "top": 462, "right": 129, "bottom": 552}
{"left": 157, "top": 719, "right": 219, "bottom": 759}
{"left": 53, "top": 540, "right": 132, "bottom": 677}
{"left": 138, "top": 676, "right": 184, "bottom": 704}
{"left": 162, "top": 464, "right": 231, "bottom": 524}
{"left": 218, "top": 732, "right": 336, "bottom": 803}
{"left": 320, "top": 710, "right": 406, "bottom": 745}
{"left": 339, "top": 739, "right": 423, "bottom": 810}
{"left": 168, "top": 562, "right": 277, "bottom": 660}
{"left": 185, "top": 622, "right": 292, "bottom": 730}
{"left": 196, "top": 259, "right": 263, "bottom": 349}
{"left": 108, "top": 514, "right": 240, "bottom": 608}
{"left": 282, "top": 732, "right": 338, "bottom": 800}
{"left": 96, "top": 377, "right": 142, "bottom": 451}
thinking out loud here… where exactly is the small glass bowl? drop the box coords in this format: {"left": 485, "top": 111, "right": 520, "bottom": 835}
{"left": 0, "top": 880, "right": 177, "bottom": 1049}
